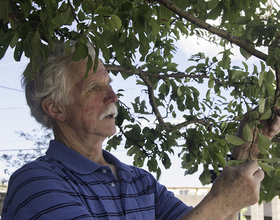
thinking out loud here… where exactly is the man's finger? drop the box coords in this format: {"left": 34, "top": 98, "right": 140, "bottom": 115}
{"left": 253, "top": 168, "right": 265, "bottom": 180}
{"left": 240, "top": 160, "right": 259, "bottom": 171}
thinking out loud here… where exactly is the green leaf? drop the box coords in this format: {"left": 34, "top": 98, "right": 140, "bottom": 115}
{"left": 78, "top": 10, "right": 86, "bottom": 21}
{"left": 221, "top": 56, "right": 230, "bottom": 69}
{"left": 143, "top": 127, "right": 151, "bottom": 137}
{"left": 10, "top": 32, "right": 19, "bottom": 48}
{"left": 266, "top": 70, "right": 275, "bottom": 85}
{"left": 215, "top": 152, "right": 226, "bottom": 167}
{"left": 257, "top": 132, "right": 271, "bottom": 149}
{"left": 162, "top": 153, "right": 171, "bottom": 169}
{"left": 235, "top": 16, "right": 250, "bottom": 25}
{"left": 185, "top": 66, "right": 195, "bottom": 73}
{"left": 261, "top": 158, "right": 280, "bottom": 163}
{"left": 84, "top": 54, "right": 93, "bottom": 79}
{"left": 258, "top": 98, "right": 266, "bottom": 113}
{"left": 120, "top": 2, "right": 133, "bottom": 11}
{"left": 172, "top": 0, "right": 190, "bottom": 9}
{"left": 258, "top": 162, "right": 275, "bottom": 172}
{"left": 167, "top": 62, "right": 178, "bottom": 72}
{"left": 208, "top": 79, "right": 214, "bottom": 88}
{"left": 262, "top": 171, "right": 280, "bottom": 202}
{"left": 53, "top": 7, "right": 71, "bottom": 27}
{"left": 95, "top": 6, "right": 112, "bottom": 15}
{"left": 246, "top": 20, "right": 262, "bottom": 29}
{"left": 147, "top": 157, "right": 158, "bottom": 172}
{"left": 107, "top": 19, "right": 115, "bottom": 31}
{"left": 184, "top": 164, "right": 198, "bottom": 175}
{"left": 225, "top": 135, "right": 245, "bottom": 145}
{"left": 14, "top": 40, "right": 24, "bottom": 61}
{"left": 127, "top": 145, "right": 140, "bottom": 156}
{"left": 158, "top": 4, "right": 173, "bottom": 21}
{"left": 199, "top": 165, "right": 211, "bottom": 185}
{"left": 110, "top": 14, "right": 122, "bottom": 30}
{"left": 240, "top": 48, "right": 252, "bottom": 60}
{"left": 206, "top": 89, "right": 210, "bottom": 100}
{"left": 0, "top": 0, "right": 8, "bottom": 21}
{"left": 106, "top": 135, "right": 120, "bottom": 151}
{"left": 258, "top": 145, "right": 270, "bottom": 155}
{"left": 207, "top": 0, "right": 219, "bottom": 9}
{"left": 78, "top": 43, "right": 89, "bottom": 60}
{"left": 260, "top": 108, "right": 272, "bottom": 120}
{"left": 150, "top": 18, "right": 160, "bottom": 36}
{"left": 242, "top": 123, "right": 252, "bottom": 142}
{"left": 207, "top": 2, "right": 222, "bottom": 20}
{"left": 31, "top": 30, "right": 42, "bottom": 56}
{"left": 249, "top": 111, "right": 259, "bottom": 121}
{"left": 119, "top": 31, "right": 127, "bottom": 43}
{"left": 156, "top": 167, "right": 161, "bottom": 181}
{"left": 177, "top": 86, "right": 182, "bottom": 96}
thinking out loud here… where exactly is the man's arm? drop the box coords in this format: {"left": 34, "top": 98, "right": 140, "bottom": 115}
{"left": 180, "top": 160, "right": 264, "bottom": 220}
{"left": 223, "top": 212, "right": 239, "bottom": 220}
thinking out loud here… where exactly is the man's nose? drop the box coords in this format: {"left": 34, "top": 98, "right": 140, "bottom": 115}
{"left": 104, "top": 86, "right": 118, "bottom": 104}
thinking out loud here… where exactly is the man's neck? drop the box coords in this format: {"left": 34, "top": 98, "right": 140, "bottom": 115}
{"left": 53, "top": 123, "right": 118, "bottom": 179}
{"left": 53, "top": 124, "right": 106, "bottom": 165}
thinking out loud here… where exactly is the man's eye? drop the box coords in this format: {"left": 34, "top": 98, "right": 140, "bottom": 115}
{"left": 91, "top": 85, "right": 100, "bottom": 91}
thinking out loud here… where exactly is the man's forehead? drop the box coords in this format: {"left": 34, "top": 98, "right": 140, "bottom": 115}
{"left": 90, "top": 59, "right": 106, "bottom": 73}
{"left": 69, "top": 58, "right": 111, "bottom": 86}
{"left": 81, "top": 64, "right": 112, "bottom": 86}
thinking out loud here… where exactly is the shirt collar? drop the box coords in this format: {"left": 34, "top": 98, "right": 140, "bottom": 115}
{"left": 46, "top": 140, "right": 133, "bottom": 175}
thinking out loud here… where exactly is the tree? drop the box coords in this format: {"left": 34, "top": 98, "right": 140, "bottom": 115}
{"left": 1, "top": 0, "right": 280, "bottom": 202}
{"left": 2, "top": 130, "right": 53, "bottom": 175}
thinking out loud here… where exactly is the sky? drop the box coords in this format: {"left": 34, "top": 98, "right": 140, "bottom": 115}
{"left": 0, "top": 32, "right": 267, "bottom": 188}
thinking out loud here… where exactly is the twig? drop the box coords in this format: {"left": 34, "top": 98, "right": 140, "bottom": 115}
{"left": 248, "top": 125, "right": 258, "bottom": 161}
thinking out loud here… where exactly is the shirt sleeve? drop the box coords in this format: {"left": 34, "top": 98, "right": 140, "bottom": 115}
{"left": 1, "top": 163, "right": 94, "bottom": 220}
{"left": 147, "top": 171, "right": 193, "bottom": 220}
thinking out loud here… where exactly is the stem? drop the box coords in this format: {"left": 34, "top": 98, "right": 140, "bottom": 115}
{"left": 248, "top": 124, "right": 258, "bottom": 161}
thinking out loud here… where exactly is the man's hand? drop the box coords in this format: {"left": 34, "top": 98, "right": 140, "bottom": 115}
{"left": 210, "top": 160, "right": 264, "bottom": 215}
{"left": 232, "top": 106, "right": 280, "bottom": 160}
{"left": 259, "top": 106, "right": 280, "bottom": 139}
{"left": 180, "top": 160, "right": 264, "bottom": 220}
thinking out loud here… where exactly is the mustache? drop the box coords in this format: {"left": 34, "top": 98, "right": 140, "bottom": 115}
{"left": 98, "top": 104, "right": 118, "bottom": 120}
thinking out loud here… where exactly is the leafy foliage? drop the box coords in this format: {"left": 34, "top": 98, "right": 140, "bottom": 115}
{"left": 1, "top": 0, "right": 280, "bottom": 202}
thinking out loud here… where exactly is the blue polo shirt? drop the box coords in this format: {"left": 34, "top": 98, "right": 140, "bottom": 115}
{"left": 2, "top": 140, "right": 192, "bottom": 219}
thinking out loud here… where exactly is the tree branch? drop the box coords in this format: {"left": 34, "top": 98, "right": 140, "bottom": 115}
{"left": 138, "top": 71, "right": 170, "bottom": 130}
{"left": 105, "top": 64, "right": 259, "bottom": 89}
{"left": 137, "top": 70, "right": 210, "bottom": 132}
{"left": 105, "top": 64, "right": 207, "bottom": 79}
{"left": 156, "top": 0, "right": 269, "bottom": 62}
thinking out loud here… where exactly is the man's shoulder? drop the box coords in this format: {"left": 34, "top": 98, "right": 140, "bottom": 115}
{"left": 8, "top": 155, "right": 60, "bottom": 185}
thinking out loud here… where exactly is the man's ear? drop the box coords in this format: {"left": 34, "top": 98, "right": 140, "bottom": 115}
{"left": 41, "top": 98, "right": 66, "bottom": 122}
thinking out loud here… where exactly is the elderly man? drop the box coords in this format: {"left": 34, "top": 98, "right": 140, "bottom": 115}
{"left": 2, "top": 42, "right": 280, "bottom": 220}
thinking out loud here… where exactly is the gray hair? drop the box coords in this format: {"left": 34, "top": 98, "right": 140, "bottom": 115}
{"left": 22, "top": 42, "right": 96, "bottom": 129}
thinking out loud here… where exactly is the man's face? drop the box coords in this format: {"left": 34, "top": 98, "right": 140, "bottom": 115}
{"left": 62, "top": 59, "right": 118, "bottom": 140}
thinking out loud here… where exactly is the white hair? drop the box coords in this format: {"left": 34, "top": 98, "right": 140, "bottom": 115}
{"left": 23, "top": 41, "right": 95, "bottom": 129}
